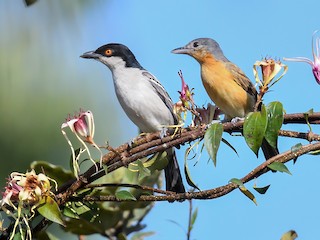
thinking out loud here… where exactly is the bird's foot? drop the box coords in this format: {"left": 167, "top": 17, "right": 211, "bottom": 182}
{"left": 128, "top": 133, "right": 147, "bottom": 148}
{"left": 230, "top": 117, "right": 245, "bottom": 124}
{"left": 160, "top": 127, "right": 168, "bottom": 139}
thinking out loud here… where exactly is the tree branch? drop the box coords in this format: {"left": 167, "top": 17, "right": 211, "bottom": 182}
{"left": 30, "top": 112, "right": 320, "bottom": 236}
{"left": 56, "top": 112, "right": 320, "bottom": 203}
{"left": 68, "top": 141, "right": 320, "bottom": 203}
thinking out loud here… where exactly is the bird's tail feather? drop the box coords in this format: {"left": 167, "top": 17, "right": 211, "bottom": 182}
{"left": 164, "top": 149, "right": 185, "bottom": 193}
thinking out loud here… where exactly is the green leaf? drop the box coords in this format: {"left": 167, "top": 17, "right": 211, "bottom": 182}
{"left": 291, "top": 143, "right": 302, "bottom": 164}
{"left": 239, "top": 187, "right": 257, "bottom": 205}
{"left": 63, "top": 206, "right": 79, "bottom": 219}
{"left": 265, "top": 102, "right": 284, "bottom": 148}
{"left": 291, "top": 143, "right": 302, "bottom": 153}
{"left": 37, "top": 196, "right": 65, "bottom": 226}
{"left": 189, "top": 207, "right": 198, "bottom": 231}
{"left": 35, "top": 231, "right": 60, "bottom": 240}
{"left": 115, "top": 190, "right": 137, "bottom": 201}
{"left": 267, "top": 162, "right": 292, "bottom": 175}
{"left": 221, "top": 138, "right": 239, "bottom": 157}
{"left": 304, "top": 108, "right": 314, "bottom": 132}
{"left": 184, "top": 148, "right": 200, "bottom": 190}
{"left": 204, "top": 123, "right": 223, "bottom": 166}
{"left": 243, "top": 105, "right": 268, "bottom": 156}
{"left": 64, "top": 217, "right": 103, "bottom": 235}
{"left": 229, "top": 178, "right": 244, "bottom": 187}
{"left": 280, "top": 230, "right": 298, "bottom": 240}
{"left": 137, "top": 160, "right": 151, "bottom": 181}
{"left": 30, "top": 161, "right": 75, "bottom": 186}
{"left": 13, "top": 232, "right": 23, "bottom": 240}
{"left": 309, "top": 149, "right": 320, "bottom": 155}
{"left": 230, "top": 178, "right": 257, "bottom": 205}
{"left": 68, "top": 201, "right": 91, "bottom": 216}
{"left": 253, "top": 184, "right": 270, "bottom": 194}
{"left": 117, "top": 233, "right": 127, "bottom": 240}
{"left": 144, "top": 151, "right": 168, "bottom": 172}
{"left": 131, "top": 231, "right": 155, "bottom": 240}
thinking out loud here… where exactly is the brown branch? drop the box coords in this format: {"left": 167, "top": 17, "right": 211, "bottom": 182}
{"left": 69, "top": 141, "right": 320, "bottom": 203}
{"left": 56, "top": 112, "right": 320, "bottom": 203}
{"left": 31, "top": 112, "right": 320, "bottom": 235}
{"left": 279, "top": 129, "right": 320, "bottom": 141}
{"left": 84, "top": 183, "right": 174, "bottom": 195}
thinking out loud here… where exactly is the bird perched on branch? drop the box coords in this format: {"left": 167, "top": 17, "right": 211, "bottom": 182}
{"left": 172, "top": 38, "right": 278, "bottom": 159}
{"left": 81, "top": 43, "right": 185, "bottom": 193}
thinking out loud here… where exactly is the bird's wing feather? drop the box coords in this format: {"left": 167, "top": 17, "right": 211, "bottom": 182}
{"left": 226, "top": 62, "right": 257, "bottom": 100}
{"left": 142, "top": 71, "right": 178, "bottom": 124}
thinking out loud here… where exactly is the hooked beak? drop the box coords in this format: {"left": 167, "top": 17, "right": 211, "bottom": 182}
{"left": 80, "top": 51, "right": 101, "bottom": 59}
{"left": 171, "top": 46, "right": 193, "bottom": 55}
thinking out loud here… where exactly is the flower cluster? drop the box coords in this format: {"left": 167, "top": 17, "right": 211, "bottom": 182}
{"left": 174, "top": 70, "right": 221, "bottom": 126}
{"left": 1, "top": 170, "right": 55, "bottom": 208}
{"left": 1, "top": 170, "right": 57, "bottom": 240}
{"left": 173, "top": 70, "right": 195, "bottom": 119}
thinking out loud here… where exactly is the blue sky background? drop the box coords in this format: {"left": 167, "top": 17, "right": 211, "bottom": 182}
{"left": 1, "top": 1, "right": 320, "bottom": 239}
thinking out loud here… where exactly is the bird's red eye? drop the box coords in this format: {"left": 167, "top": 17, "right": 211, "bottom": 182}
{"left": 105, "top": 49, "right": 113, "bottom": 56}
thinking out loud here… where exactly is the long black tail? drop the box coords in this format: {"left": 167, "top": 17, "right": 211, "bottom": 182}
{"left": 164, "top": 149, "right": 185, "bottom": 193}
{"left": 261, "top": 138, "right": 279, "bottom": 160}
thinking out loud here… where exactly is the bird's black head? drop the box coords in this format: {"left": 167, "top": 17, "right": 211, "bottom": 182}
{"left": 81, "top": 43, "right": 144, "bottom": 70}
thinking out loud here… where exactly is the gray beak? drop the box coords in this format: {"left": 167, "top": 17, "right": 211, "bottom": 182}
{"left": 80, "top": 51, "right": 100, "bottom": 59}
{"left": 171, "top": 46, "right": 192, "bottom": 55}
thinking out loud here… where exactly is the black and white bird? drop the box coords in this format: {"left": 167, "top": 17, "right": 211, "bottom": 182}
{"left": 80, "top": 43, "right": 185, "bottom": 193}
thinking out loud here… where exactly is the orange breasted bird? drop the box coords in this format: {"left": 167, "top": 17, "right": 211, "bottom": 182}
{"left": 172, "top": 38, "right": 278, "bottom": 159}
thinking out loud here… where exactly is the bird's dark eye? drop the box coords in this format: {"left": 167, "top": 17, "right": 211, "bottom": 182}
{"left": 105, "top": 49, "right": 113, "bottom": 56}
{"left": 193, "top": 42, "right": 199, "bottom": 48}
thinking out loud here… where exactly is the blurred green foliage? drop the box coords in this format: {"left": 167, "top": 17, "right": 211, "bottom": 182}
{"left": 0, "top": 1, "right": 116, "bottom": 190}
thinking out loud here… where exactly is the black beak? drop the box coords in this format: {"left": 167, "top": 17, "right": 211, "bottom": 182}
{"left": 80, "top": 51, "right": 100, "bottom": 59}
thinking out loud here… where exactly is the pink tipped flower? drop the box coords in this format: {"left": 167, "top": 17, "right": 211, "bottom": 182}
{"left": 284, "top": 30, "right": 320, "bottom": 85}
{"left": 61, "top": 110, "right": 102, "bottom": 176}
{"left": 62, "top": 110, "right": 95, "bottom": 144}
{"left": 178, "top": 70, "right": 194, "bottom": 107}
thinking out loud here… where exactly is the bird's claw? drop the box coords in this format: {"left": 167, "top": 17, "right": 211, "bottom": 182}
{"left": 128, "top": 133, "right": 145, "bottom": 148}
{"left": 231, "top": 117, "right": 244, "bottom": 124}
{"left": 160, "top": 127, "right": 168, "bottom": 139}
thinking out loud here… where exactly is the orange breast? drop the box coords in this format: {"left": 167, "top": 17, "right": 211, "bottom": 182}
{"left": 200, "top": 55, "right": 254, "bottom": 119}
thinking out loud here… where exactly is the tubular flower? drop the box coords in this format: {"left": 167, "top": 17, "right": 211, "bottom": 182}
{"left": 284, "top": 30, "right": 320, "bottom": 85}
{"left": 178, "top": 70, "right": 194, "bottom": 108}
{"left": 61, "top": 110, "right": 102, "bottom": 177}
{"left": 62, "top": 110, "right": 95, "bottom": 144}
{"left": 253, "top": 58, "right": 288, "bottom": 87}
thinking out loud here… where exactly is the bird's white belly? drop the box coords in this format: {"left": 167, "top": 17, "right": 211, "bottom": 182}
{"left": 113, "top": 70, "right": 174, "bottom": 133}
